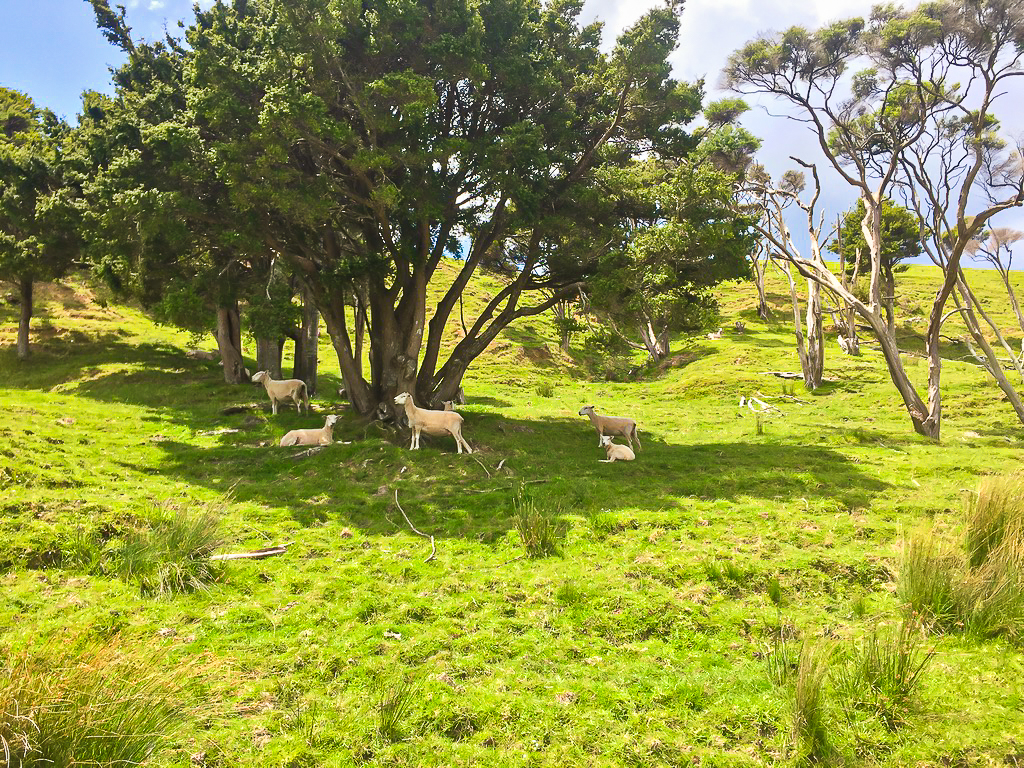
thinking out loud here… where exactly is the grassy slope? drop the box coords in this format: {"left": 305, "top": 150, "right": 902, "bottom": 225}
{"left": 1, "top": 265, "right": 1023, "bottom": 767}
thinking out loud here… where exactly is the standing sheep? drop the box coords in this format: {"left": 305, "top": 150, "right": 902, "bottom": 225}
{"left": 252, "top": 370, "right": 309, "bottom": 415}
{"left": 578, "top": 405, "right": 641, "bottom": 450}
{"left": 394, "top": 392, "right": 473, "bottom": 454}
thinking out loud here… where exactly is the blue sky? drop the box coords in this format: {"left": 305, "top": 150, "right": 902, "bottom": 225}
{"left": 2, "top": 0, "right": 1021, "bottom": 266}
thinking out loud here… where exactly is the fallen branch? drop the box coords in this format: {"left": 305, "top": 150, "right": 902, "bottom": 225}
{"left": 739, "top": 395, "right": 784, "bottom": 415}
{"left": 394, "top": 490, "right": 436, "bottom": 563}
{"left": 471, "top": 456, "right": 492, "bottom": 478}
{"left": 756, "top": 389, "right": 809, "bottom": 405}
{"left": 288, "top": 446, "right": 325, "bottom": 459}
{"left": 211, "top": 544, "right": 290, "bottom": 561}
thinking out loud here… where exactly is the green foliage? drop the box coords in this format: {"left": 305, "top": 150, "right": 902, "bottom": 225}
{"left": 827, "top": 198, "right": 923, "bottom": 278}
{"left": 374, "top": 674, "right": 417, "bottom": 744}
{"left": 0, "top": 640, "right": 183, "bottom": 767}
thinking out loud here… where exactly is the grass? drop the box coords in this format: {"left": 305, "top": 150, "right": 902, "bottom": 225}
{"left": 0, "top": 639, "right": 185, "bottom": 767}
{"left": 2, "top": 264, "right": 1024, "bottom": 765}
{"left": 512, "top": 489, "right": 565, "bottom": 558}
{"left": 792, "top": 642, "right": 834, "bottom": 766}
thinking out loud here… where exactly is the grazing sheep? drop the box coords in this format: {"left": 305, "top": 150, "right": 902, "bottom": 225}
{"left": 394, "top": 392, "right": 472, "bottom": 454}
{"left": 279, "top": 415, "right": 340, "bottom": 447}
{"left": 578, "top": 405, "right": 641, "bottom": 450}
{"left": 252, "top": 370, "right": 309, "bottom": 415}
{"left": 707, "top": 327, "right": 724, "bottom": 340}
{"left": 599, "top": 435, "right": 635, "bottom": 463}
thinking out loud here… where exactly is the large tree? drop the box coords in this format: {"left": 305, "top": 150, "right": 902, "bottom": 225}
{"left": 0, "top": 87, "right": 79, "bottom": 360}
{"left": 103, "top": 0, "right": 705, "bottom": 415}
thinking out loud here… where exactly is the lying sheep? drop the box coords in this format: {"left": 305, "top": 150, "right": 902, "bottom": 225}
{"left": 252, "top": 370, "right": 309, "bottom": 415}
{"left": 707, "top": 327, "right": 724, "bottom": 340}
{"left": 599, "top": 435, "right": 635, "bottom": 463}
{"left": 279, "top": 415, "right": 340, "bottom": 447}
{"left": 394, "top": 392, "right": 472, "bottom": 454}
{"left": 579, "top": 405, "right": 641, "bottom": 450}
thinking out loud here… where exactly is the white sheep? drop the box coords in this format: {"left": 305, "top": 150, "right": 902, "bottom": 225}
{"left": 252, "top": 370, "right": 309, "bottom": 415}
{"left": 707, "top": 327, "right": 724, "bottom": 340}
{"left": 394, "top": 392, "right": 472, "bottom": 454}
{"left": 442, "top": 400, "right": 457, "bottom": 411}
{"left": 599, "top": 435, "right": 635, "bottom": 462}
{"left": 579, "top": 405, "right": 641, "bottom": 450}
{"left": 279, "top": 415, "right": 340, "bottom": 447}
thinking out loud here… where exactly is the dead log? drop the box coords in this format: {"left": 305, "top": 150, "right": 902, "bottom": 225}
{"left": 210, "top": 544, "right": 290, "bottom": 561}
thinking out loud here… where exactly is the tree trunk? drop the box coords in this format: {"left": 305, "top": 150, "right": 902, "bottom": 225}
{"left": 292, "top": 283, "right": 320, "bottom": 397}
{"left": 215, "top": 304, "right": 247, "bottom": 384}
{"left": 861, "top": 196, "right": 884, "bottom": 318}
{"left": 17, "top": 276, "right": 32, "bottom": 361}
{"left": 638, "top": 318, "right": 667, "bottom": 360}
{"left": 255, "top": 337, "right": 283, "bottom": 379}
{"left": 752, "top": 258, "right": 770, "bottom": 321}
{"left": 883, "top": 267, "right": 896, "bottom": 335}
{"left": 806, "top": 278, "right": 824, "bottom": 388}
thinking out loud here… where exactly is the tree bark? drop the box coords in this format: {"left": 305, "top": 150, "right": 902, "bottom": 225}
{"left": 255, "top": 337, "right": 283, "bottom": 379}
{"left": 293, "top": 282, "right": 319, "bottom": 397}
{"left": 215, "top": 303, "right": 247, "bottom": 384}
{"left": 17, "top": 276, "right": 32, "bottom": 361}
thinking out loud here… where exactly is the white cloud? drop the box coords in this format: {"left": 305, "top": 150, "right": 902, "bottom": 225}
{"left": 148, "top": 0, "right": 166, "bottom": 9}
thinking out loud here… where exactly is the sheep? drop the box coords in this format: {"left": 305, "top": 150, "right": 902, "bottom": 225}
{"left": 252, "top": 370, "right": 309, "bottom": 415}
{"left": 443, "top": 400, "right": 457, "bottom": 411}
{"left": 706, "top": 327, "right": 724, "bottom": 340}
{"left": 279, "top": 415, "right": 340, "bottom": 447}
{"left": 733, "top": 320, "right": 746, "bottom": 333}
{"left": 394, "top": 392, "right": 472, "bottom": 454}
{"left": 578, "top": 405, "right": 641, "bottom": 450}
{"left": 599, "top": 435, "right": 635, "bottom": 463}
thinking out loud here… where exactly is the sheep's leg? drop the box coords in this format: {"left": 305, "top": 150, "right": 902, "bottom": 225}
{"left": 294, "top": 397, "right": 301, "bottom": 415}
{"left": 599, "top": 458, "right": 614, "bottom": 463}
{"left": 454, "top": 430, "right": 463, "bottom": 454}
{"left": 597, "top": 429, "right": 603, "bottom": 447}
{"left": 272, "top": 399, "right": 278, "bottom": 416}
{"left": 409, "top": 429, "right": 417, "bottom": 450}
{"left": 633, "top": 428, "right": 641, "bottom": 450}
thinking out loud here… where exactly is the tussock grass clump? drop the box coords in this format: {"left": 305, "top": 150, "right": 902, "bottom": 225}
{"left": 375, "top": 675, "right": 417, "bottom": 743}
{"left": 900, "top": 474, "right": 1024, "bottom": 642}
{"left": 513, "top": 491, "right": 565, "bottom": 558}
{"left": 791, "top": 642, "right": 836, "bottom": 766}
{"left": 0, "top": 640, "right": 183, "bottom": 767}
{"left": 833, "top": 620, "right": 935, "bottom": 730}
{"left": 114, "top": 499, "right": 226, "bottom": 596}
{"left": 966, "top": 474, "right": 1024, "bottom": 569}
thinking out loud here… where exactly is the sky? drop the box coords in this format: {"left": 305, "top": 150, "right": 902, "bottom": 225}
{"left": 1, "top": 0, "right": 1021, "bottom": 266}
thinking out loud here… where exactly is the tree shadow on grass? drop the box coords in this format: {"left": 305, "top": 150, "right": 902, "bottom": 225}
{"left": 143, "top": 411, "right": 890, "bottom": 543}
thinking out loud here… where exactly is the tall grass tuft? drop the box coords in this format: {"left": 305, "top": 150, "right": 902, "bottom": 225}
{"left": 375, "top": 675, "right": 417, "bottom": 743}
{"left": 965, "top": 474, "right": 1024, "bottom": 569}
{"left": 0, "top": 640, "right": 184, "bottom": 767}
{"left": 513, "top": 490, "right": 564, "bottom": 558}
{"left": 791, "top": 642, "right": 835, "bottom": 766}
{"left": 897, "top": 530, "right": 959, "bottom": 632}
{"left": 115, "top": 499, "right": 226, "bottom": 596}
{"left": 900, "top": 474, "right": 1024, "bottom": 643}
{"left": 833, "top": 620, "right": 935, "bottom": 730}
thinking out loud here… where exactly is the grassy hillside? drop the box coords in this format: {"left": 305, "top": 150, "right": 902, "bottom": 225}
{"left": 1, "top": 264, "right": 1023, "bottom": 767}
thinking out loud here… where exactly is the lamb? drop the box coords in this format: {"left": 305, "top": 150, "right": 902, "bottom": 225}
{"left": 707, "top": 327, "right": 724, "bottom": 340}
{"left": 394, "top": 392, "right": 473, "bottom": 454}
{"left": 252, "top": 370, "right": 309, "bottom": 415}
{"left": 578, "top": 405, "right": 641, "bottom": 450}
{"left": 279, "top": 415, "right": 340, "bottom": 447}
{"left": 442, "top": 401, "right": 457, "bottom": 411}
{"left": 599, "top": 435, "right": 635, "bottom": 463}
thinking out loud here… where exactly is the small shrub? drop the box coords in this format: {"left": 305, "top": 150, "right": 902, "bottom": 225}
{"left": 791, "top": 642, "right": 835, "bottom": 766}
{"left": 114, "top": 499, "right": 226, "bottom": 596}
{"left": 513, "top": 491, "right": 565, "bottom": 558}
{"left": 375, "top": 675, "right": 417, "bottom": 743}
{"left": 767, "top": 577, "right": 784, "bottom": 608}
{"left": 535, "top": 381, "right": 555, "bottom": 398}
{"left": 833, "top": 620, "right": 935, "bottom": 730}
{"left": 555, "top": 581, "right": 586, "bottom": 606}
{"left": 0, "top": 640, "right": 184, "bottom": 767}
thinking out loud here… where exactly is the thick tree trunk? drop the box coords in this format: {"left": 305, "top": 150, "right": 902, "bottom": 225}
{"left": 255, "top": 337, "right": 283, "bottom": 379}
{"left": 861, "top": 197, "right": 884, "bottom": 318}
{"left": 638, "top": 318, "right": 667, "bottom": 360}
{"left": 752, "top": 258, "right": 770, "bottom": 321}
{"left": 293, "top": 283, "right": 319, "bottom": 397}
{"left": 215, "top": 304, "right": 247, "bottom": 384}
{"left": 883, "top": 267, "right": 896, "bottom": 335}
{"left": 17, "top": 276, "right": 32, "bottom": 361}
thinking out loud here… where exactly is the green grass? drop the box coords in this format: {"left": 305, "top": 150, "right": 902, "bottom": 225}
{"left": 1, "top": 264, "right": 1024, "bottom": 766}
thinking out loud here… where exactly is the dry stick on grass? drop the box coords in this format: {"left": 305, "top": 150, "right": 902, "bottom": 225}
{"left": 211, "top": 544, "right": 290, "bottom": 561}
{"left": 393, "top": 490, "right": 436, "bottom": 563}
{"left": 471, "top": 456, "right": 491, "bottom": 478}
